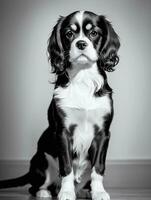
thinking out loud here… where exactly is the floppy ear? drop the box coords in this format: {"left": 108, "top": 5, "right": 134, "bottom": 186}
{"left": 99, "top": 16, "right": 120, "bottom": 72}
{"left": 47, "top": 16, "right": 65, "bottom": 74}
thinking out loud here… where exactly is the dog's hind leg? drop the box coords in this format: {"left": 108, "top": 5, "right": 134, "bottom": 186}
{"left": 36, "top": 153, "right": 60, "bottom": 198}
{"left": 28, "top": 152, "right": 51, "bottom": 197}
{"left": 29, "top": 152, "right": 60, "bottom": 198}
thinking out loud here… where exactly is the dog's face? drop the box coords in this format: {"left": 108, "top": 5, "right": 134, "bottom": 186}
{"left": 48, "top": 11, "right": 120, "bottom": 73}
{"left": 61, "top": 11, "right": 99, "bottom": 66}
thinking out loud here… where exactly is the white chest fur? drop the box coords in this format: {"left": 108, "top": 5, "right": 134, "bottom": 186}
{"left": 54, "top": 64, "right": 111, "bottom": 110}
{"left": 54, "top": 64, "right": 111, "bottom": 182}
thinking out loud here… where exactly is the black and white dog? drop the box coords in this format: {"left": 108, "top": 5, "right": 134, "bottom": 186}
{"left": 0, "top": 11, "right": 120, "bottom": 200}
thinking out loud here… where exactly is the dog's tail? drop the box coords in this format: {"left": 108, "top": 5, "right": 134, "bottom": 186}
{"left": 0, "top": 173, "right": 30, "bottom": 189}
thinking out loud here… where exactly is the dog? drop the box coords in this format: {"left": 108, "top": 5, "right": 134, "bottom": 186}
{"left": 0, "top": 11, "right": 120, "bottom": 200}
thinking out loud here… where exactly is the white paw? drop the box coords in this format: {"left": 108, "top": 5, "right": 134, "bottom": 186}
{"left": 36, "top": 189, "right": 52, "bottom": 198}
{"left": 58, "top": 190, "right": 76, "bottom": 200}
{"left": 58, "top": 170, "right": 75, "bottom": 200}
{"left": 91, "top": 191, "right": 110, "bottom": 200}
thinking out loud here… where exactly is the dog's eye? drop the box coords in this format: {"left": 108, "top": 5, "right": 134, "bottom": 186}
{"left": 89, "top": 30, "right": 98, "bottom": 38}
{"left": 65, "top": 30, "right": 74, "bottom": 39}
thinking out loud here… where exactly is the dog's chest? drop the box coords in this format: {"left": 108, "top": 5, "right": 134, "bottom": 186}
{"left": 54, "top": 81, "right": 111, "bottom": 154}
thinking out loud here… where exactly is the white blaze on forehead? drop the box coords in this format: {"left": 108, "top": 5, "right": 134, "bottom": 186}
{"left": 75, "top": 11, "right": 84, "bottom": 32}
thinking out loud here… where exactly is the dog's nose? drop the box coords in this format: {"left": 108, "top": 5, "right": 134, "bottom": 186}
{"left": 76, "top": 40, "right": 88, "bottom": 50}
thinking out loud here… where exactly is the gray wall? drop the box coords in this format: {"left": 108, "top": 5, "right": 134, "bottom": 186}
{"left": 0, "top": 0, "right": 151, "bottom": 160}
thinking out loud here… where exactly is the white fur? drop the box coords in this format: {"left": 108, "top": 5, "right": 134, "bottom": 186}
{"left": 72, "top": 114, "right": 93, "bottom": 183}
{"left": 73, "top": 158, "right": 89, "bottom": 183}
{"left": 69, "top": 11, "right": 98, "bottom": 64}
{"left": 71, "top": 24, "right": 77, "bottom": 31}
{"left": 58, "top": 169, "right": 75, "bottom": 200}
{"left": 91, "top": 167, "right": 110, "bottom": 200}
{"left": 86, "top": 23, "right": 92, "bottom": 30}
{"left": 36, "top": 189, "right": 51, "bottom": 198}
{"left": 75, "top": 11, "right": 84, "bottom": 35}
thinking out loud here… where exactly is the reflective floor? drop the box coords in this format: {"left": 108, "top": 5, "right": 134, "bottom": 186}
{"left": 0, "top": 188, "right": 151, "bottom": 200}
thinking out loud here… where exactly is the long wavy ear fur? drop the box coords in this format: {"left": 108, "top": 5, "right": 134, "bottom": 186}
{"left": 47, "top": 16, "right": 65, "bottom": 74}
{"left": 99, "top": 16, "right": 120, "bottom": 72}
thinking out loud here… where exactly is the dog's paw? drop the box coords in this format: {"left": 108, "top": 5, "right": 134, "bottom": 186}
{"left": 58, "top": 190, "right": 76, "bottom": 200}
{"left": 36, "top": 189, "right": 52, "bottom": 198}
{"left": 91, "top": 191, "right": 110, "bottom": 200}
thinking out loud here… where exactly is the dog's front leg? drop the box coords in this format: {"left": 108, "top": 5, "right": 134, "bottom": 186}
{"left": 57, "top": 130, "right": 75, "bottom": 200}
{"left": 89, "top": 131, "right": 110, "bottom": 200}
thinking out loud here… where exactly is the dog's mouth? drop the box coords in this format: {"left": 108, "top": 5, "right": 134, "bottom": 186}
{"left": 73, "top": 53, "right": 96, "bottom": 64}
{"left": 77, "top": 54, "right": 89, "bottom": 61}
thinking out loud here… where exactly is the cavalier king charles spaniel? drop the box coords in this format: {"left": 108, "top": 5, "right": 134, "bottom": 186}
{"left": 0, "top": 11, "right": 120, "bottom": 200}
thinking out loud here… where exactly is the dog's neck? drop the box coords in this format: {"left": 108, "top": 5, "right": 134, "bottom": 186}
{"left": 67, "top": 62, "right": 95, "bottom": 80}
{"left": 67, "top": 62, "right": 104, "bottom": 93}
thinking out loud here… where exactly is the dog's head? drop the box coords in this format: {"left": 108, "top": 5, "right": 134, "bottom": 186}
{"left": 48, "top": 11, "right": 120, "bottom": 74}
